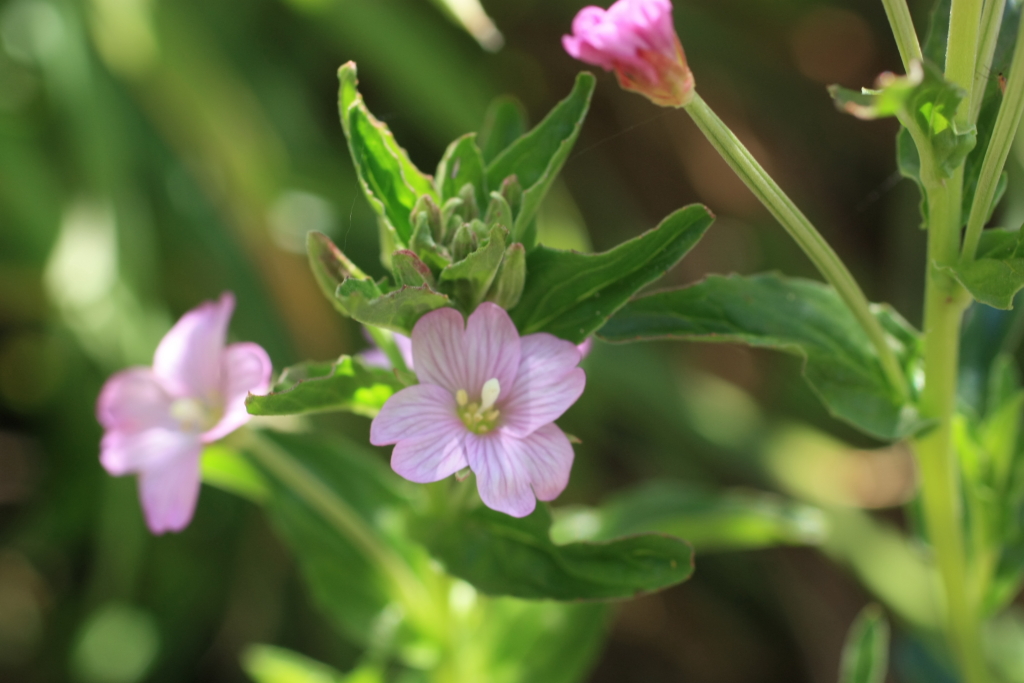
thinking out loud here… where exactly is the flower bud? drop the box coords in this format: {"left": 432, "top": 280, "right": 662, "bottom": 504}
{"left": 563, "top": 0, "right": 694, "bottom": 108}
{"left": 410, "top": 211, "right": 451, "bottom": 271}
{"left": 392, "top": 250, "right": 437, "bottom": 289}
{"left": 484, "top": 191, "right": 514, "bottom": 233}
{"left": 486, "top": 243, "right": 527, "bottom": 309}
{"left": 450, "top": 222, "right": 478, "bottom": 262}
{"left": 410, "top": 194, "right": 444, "bottom": 243}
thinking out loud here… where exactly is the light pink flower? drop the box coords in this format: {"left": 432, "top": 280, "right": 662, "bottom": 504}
{"left": 359, "top": 331, "right": 414, "bottom": 371}
{"left": 370, "top": 303, "right": 586, "bottom": 517}
{"left": 96, "top": 293, "right": 272, "bottom": 534}
{"left": 563, "top": 0, "right": 695, "bottom": 107}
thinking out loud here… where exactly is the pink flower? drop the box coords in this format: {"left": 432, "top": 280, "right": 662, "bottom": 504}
{"left": 370, "top": 303, "right": 586, "bottom": 517}
{"left": 359, "top": 332, "right": 414, "bottom": 371}
{"left": 96, "top": 293, "right": 272, "bottom": 534}
{"left": 563, "top": 0, "right": 695, "bottom": 107}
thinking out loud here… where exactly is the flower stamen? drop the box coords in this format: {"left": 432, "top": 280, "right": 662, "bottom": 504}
{"left": 457, "top": 379, "right": 502, "bottom": 434}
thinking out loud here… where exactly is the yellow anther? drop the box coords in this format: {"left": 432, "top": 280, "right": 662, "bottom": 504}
{"left": 483, "top": 409, "right": 499, "bottom": 422}
{"left": 456, "top": 389, "right": 468, "bottom": 407}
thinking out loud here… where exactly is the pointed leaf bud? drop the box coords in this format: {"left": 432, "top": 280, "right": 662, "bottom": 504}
{"left": 563, "top": 0, "right": 694, "bottom": 108}
{"left": 499, "top": 175, "right": 523, "bottom": 220}
{"left": 484, "top": 191, "right": 514, "bottom": 233}
{"left": 392, "top": 250, "right": 437, "bottom": 289}
{"left": 450, "top": 222, "right": 479, "bottom": 262}
{"left": 486, "top": 242, "right": 526, "bottom": 309}
{"left": 457, "top": 182, "right": 480, "bottom": 222}
{"left": 411, "top": 211, "right": 452, "bottom": 271}
{"left": 411, "top": 194, "right": 444, "bottom": 243}
{"left": 441, "top": 197, "right": 466, "bottom": 244}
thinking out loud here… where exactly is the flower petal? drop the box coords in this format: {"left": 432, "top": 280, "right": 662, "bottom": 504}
{"left": 96, "top": 368, "right": 173, "bottom": 433}
{"left": 391, "top": 425, "right": 468, "bottom": 484}
{"left": 501, "top": 333, "right": 586, "bottom": 438}
{"left": 203, "top": 342, "right": 273, "bottom": 442}
{"left": 100, "top": 427, "right": 201, "bottom": 476}
{"left": 466, "top": 432, "right": 536, "bottom": 518}
{"left": 517, "top": 423, "right": 574, "bottom": 502}
{"left": 153, "top": 292, "right": 235, "bottom": 399}
{"left": 370, "top": 384, "right": 462, "bottom": 445}
{"left": 412, "top": 303, "right": 520, "bottom": 396}
{"left": 137, "top": 447, "right": 203, "bottom": 534}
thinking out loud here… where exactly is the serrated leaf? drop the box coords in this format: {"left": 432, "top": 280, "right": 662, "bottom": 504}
{"left": 599, "top": 273, "right": 925, "bottom": 441}
{"left": 942, "top": 228, "right": 1024, "bottom": 309}
{"left": 551, "top": 482, "right": 827, "bottom": 553}
{"left": 838, "top": 605, "right": 890, "bottom": 683}
{"left": 510, "top": 204, "right": 714, "bottom": 343}
{"left": 486, "top": 73, "right": 595, "bottom": 241}
{"left": 479, "top": 95, "right": 528, "bottom": 164}
{"left": 413, "top": 503, "right": 693, "bottom": 600}
{"left": 436, "top": 133, "right": 488, "bottom": 209}
{"left": 336, "top": 280, "right": 453, "bottom": 336}
{"left": 245, "top": 356, "right": 402, "bottom": 417}
{"left": 338, "top": 62, "right": 438, "bottom": 247}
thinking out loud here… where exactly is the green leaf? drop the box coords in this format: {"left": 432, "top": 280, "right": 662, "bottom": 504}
{"left": 436, "top": 133, "right": 488, "bottom": 209}
{"left": 550, "top": 482, "right": 827, "bottom": 553}
{"left": 307, "top": 232, "right": 372, "bottom": 314}
{"left": 838, "top": 605, "right": 890, "bottom": 683}
{"left": 511, "top": 204, "right": 714, "bottom": 343}
{"left": 830, "top": 61, "right": 976, "bottom": 179}
{"left": 252, "top": 431, "right": 419, "bottom": 647}
{"left": 200, "top": 445, "right": 270, "bottom": 503}
{"left": 337, "top": 280, "right": 453, "bottom": 336}
{"left": 413, "top": 503, "right": 694, "bottom": 601}
{"left": 486, "top": 73, "right": 595, "bottom": 240}
{"left": 245, "top": 356, "right": 403, "bottom": 417}
{"left": 599, "top": 273, "right": 925, "bottom": 441}
{"left": 942, "top": 228, "right": 1024, "bottom": 309}
{"left": 439, "top": 225, "right": 508, "bottom": 309}
{"left": 242, "top": 644, "right": 345, "bottom": 683}
{"left": 338, "top": 62, "right": 438, "bottom": 246}
{"left": 479, "top": 95, "right": 528, "bottom": 164}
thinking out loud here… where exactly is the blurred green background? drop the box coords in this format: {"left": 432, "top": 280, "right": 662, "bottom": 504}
{"left": 0, "top": 0, "right": 1015, "bottom": 680}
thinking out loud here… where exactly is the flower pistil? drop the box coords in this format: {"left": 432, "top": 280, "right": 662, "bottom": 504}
{"left": 456, "top": 378, "right": 501, "bottom": 434}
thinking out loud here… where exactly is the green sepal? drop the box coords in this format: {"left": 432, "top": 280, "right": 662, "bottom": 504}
{"left": 436, "top": 133, "right": 488, "bottom": 210}
{"left": 392, "top": 249, "right": 437, "bottom": 289}
{"left": 550, "top": 482, "right": 827, "bottom": 553}
{"left": 336, "top": 279, "right": 453, "bottom": 335}
{"left": 449, "top": 222, "right": 478, "bottom": 262}
{"left": 478, "top": 95, "right": 528, "bottom": 164}
{"left": 484, "top": 192, "right": 514, "bottom": 233}
{"left": 245, "top": 355, "right": 404, "bottom": 417}
{"left": 440, "top": 225, "right": 508, "bottom": 310}
{"left": 337, "top": 62, "right": 438, "bottom": 247}
{"left": 412, "top": 502, "right": 694, "bottom": 601}
{"left": 511, "top": 204, "right": 714, "bottom": 343}
{"left": 599, "top": 273, "right": 926, "bottom": 441}
{"left": 485, "top": 243, "right": 526, "bottom": 309}
{"left": 410, "top": 210, "right": 451, "bottom": 271}
{"left": 838, "top": 605, "right": 890, "bottom": 683}
{"left": 486, "top": 73, "right": 595, "bottom": 242}
{"left": 457, "top": 183, "right": 480, "bottom": 222}
{"left": 307, "top": 232, "right": 371, "bottom": 314}
{"left": 941, "top": 228, "right": 1024, "bottom": 309}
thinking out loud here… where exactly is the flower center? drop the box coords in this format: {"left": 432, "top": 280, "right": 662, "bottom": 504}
{"left": 456, "top": 378, "right": 501, "bottom": 434}
{"left": 170, "top": 397, "right": 219, "bottom": 433}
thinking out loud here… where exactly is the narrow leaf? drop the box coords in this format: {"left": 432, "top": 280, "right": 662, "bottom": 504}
{"left": 486, "top": 73, "right": 596, "bottom": 239}
{"left": 599, "top": 273, "right": 925, "bottom": 441}
{"left": 245, "top": 356, "right": 402, "bottom": 417}
{"left": 838, "top": 605, "right": 890, "bottom": 683}
{"left": 478, "top": 95, "right": 528, "bottom": 164}
{"left": 436, "top": 133, "right": 488, "bottom": 208}
{"left": 511, "top": 204, "right": 714, "bottom": 343}
{"left": 413, "top": 503, "right": 694, "bottom": 601}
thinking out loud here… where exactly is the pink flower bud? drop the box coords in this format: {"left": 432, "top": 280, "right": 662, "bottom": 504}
{"left": 563, "top": 0, "right": 694, "bottom": 107}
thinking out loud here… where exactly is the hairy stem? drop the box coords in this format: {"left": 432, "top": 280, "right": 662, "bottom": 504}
{"left": 963, "top": 7, "right": 1024, "bottom": 261}
{"left": 881, "top": 0, "right": 924, "bottom": 73}
{"left": 683, "top": 93, "right": 910, "bottom": 402}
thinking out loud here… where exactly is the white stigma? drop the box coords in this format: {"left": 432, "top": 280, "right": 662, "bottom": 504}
{"left": 479, "top": 378, "right": 500, "bottom": 412}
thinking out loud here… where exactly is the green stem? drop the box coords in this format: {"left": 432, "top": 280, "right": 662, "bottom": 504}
{"left": 970, "top": 0, "right": 1007, "bottom": 123}
{"left": 238, "top": 429, "right": 436, "bottom": 630}
{"left": 947, "top": 0, "right": 985, "bottom": 131}
{"left": 881, "top": 0, "right": 924, "bottom": 73}
{"left": 962, "top": 6, "right": 1024, "bottom": 261}
{"left": 683, "top": 93, "right": 910, "bottom": 402}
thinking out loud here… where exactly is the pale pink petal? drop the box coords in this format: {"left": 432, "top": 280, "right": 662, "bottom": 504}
{"left": 412, "top": 304, "right": 520, "bottom": 396}
{"left": 137, "top": 447, "right": 203, "bottom": 534}
{"left": 370, "top": 384, "right": 462, "bottom": 445}
{"left": 96, "top": 368, "right": 173, "bottom": 433}
{"left": 358, "top": 333, "right": 414, "bottom": 371}
{"left": 100, "top": 427, "right": 201, "bottom": 476}
{"left": 391, "top": 425, "right": 468, "bottom": 483}
{"left": 517, "top": 424, "right": 575, "bottom": 502}
{"left": 466, "top": 432, "right": 537, "bottom": 518}
{"left": 577, "top": 338, "right": 594, "bottom": 358}
{"left": 153, "top": 292, "right": 235, "bottom": 399}
{"left": 500, "top": 333, "right": 586, "bottom": 438}
{"left": 203, "top": 342, "right": 272, "bottom": 442}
